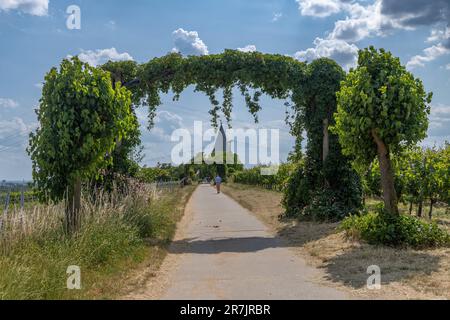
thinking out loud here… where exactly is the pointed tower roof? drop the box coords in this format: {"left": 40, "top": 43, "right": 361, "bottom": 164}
{"left": 212, "top": 121, "right": 228, "bottom": 156}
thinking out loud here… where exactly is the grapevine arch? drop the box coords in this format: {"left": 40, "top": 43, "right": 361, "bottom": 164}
{"left": 104, "top": 50, "right": 363, "bottom": 218}
{"left": 102, "top": 50, "right": 362, "bottom": 219}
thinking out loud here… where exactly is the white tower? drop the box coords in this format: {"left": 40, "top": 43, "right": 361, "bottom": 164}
{"left": 212, "top": 122, "right": 231, "bottom": 156}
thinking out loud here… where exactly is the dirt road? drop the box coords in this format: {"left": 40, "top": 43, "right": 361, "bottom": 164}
{"left": 128, "top": 184, "right": 349, "bottom": 300}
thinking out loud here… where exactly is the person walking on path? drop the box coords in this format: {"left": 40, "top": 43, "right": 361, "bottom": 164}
{"left": 215, "top": 175, "right": 222, "bottom": 194}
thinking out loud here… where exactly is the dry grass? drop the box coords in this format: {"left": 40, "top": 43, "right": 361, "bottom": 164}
{"left": 222, "top": 183, "right": 450, "bottom": 300}
{"left": 0, "top": 183, "right": 159, "bottom": 253}
{"left": 117, "top": 185, "right": 196, "bottom": 298}
{"left": 0, "top": 183, "right": 195, "bottom": 300}
{"left": 81, "top": 184, "right": 196, "bottom": 299}
{"left": 82, "top": 185, "right": 196, "bottom": 300}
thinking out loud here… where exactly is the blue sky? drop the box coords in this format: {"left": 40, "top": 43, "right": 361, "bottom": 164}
{"left": 0, "top": 0, "right": 449, "bottom": 180}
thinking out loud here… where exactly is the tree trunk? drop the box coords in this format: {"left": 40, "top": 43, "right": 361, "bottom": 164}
{"left": 66, "top": 177, "right": 82, "bottom": 234}
{"left": 429, "top": 199, "right": 434, "bottom": 219}
{"left": 417, "top": 201, "right": 423, "bottom": 217}
{"left": 323, "top": 118, "right": 329, "bottom": 163}
{"left": 322, "top": 118, "right": 330, "bottom": 188}
{"left": 371, "top": 130, "right": 399, "bottom": 215}
{"left": 409, "top": 201, "right": 413, "bottom": 215}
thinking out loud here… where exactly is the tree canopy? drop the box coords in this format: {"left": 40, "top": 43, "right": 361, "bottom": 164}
{"left": 333, "top": 47, "right": 432, "bottom": 215}
{"left": 28, "top": 57, "right": 136, "bottom": 203}
{"left": 333, "top": 47, "right": 432, "bottom": 166}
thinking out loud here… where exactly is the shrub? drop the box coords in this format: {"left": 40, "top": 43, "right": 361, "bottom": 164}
{"left": 232, "top": 163, "right": 295, "bottom": 191}
{"left": 341, "top": 212, "right": 450, "bottom": 248}
{"left": 302, "top": 190, "right": 352, "bottom": 221}
{"left": 282, "top": 163, "right": 310, "bottom": 217}
{"left": 283, "top": 159, "right": 362, "bottom": 221}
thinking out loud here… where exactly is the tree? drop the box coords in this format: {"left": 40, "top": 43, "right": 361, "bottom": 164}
{"left": 95, "top": 112, "right": 143, "bottom": 192}
{"left": 28, "top": 57, "right": 136, "bottom": 233}
{"left": 399, "top": 145, "right": 450, "bottom": 218}
{"left": 333, "top": 47, "right": 432, "bottom": 216}
{"left": 284, "top": 58, "right": 363, "bottom": 220}
{"left": 422, "top": 145, "right": 449, "bottom": 218}
{"left": 439, "top": 143, "right": 450, "bottom": 207}
{"left": 99, "top": 60, "right": 144, "bottom": 186}
{"left": 137, "top": 166, "right": 174, "bottom": 183}
{"left": 400, "top": 147, "right": 426, "bottom": 216}
{"left": 423, "top": 148, "right": 439, "bottom": 218}
{"left": 101, "top": 60, "right": 142, "bottom": 105}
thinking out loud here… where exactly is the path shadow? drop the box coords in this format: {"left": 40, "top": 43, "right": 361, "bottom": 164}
{"left": 276, "top": 220, "right": 340, "bottom": 246}
{"left": 169, "top": 220, "right": 340, "bottom": 255}
{"left": 322, "top": 247, "right": 442, "bottom": 288}
{"left": 169, "top": 236, "right": 284, "bottom": 254}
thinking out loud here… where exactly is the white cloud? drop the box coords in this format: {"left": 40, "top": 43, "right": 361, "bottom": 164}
{"left": 328, "top": 1, "right": 388, "bottom": 42}
{"left": 297, "top": 0, "right": 450, "bottom": 48}
{"left": 141, "top": 141, "right": 172, "bottom": 165}
{"left": 407, "top": 25, "right": 450, "bottom": 69}
{"left": 0, "top": 117, "right": 37, "bottom": 153}
{"left": 427, "top": 27, "right": 450, "bottom": 43}
{"left": 0, "top": 0, "right": 48, "bottom": 16}
{"left": 105, "top": 20, "right": 117, "bottom": 30}
{"left": 430, "top": 104, "right": 450, "bottom": 120}
{"left": 0, "top": 98, "right": 19, "bottom": 109}
{"left": 154, "top": 110, "right": 183, "bottom": 128}
{"left": 446, "top": 64, "right": 450, "bottom": 70}
{"left": 428, "top": 104, "right": 450, "bottom": 138}
{"left": 139, "top": 110, "right": 184, "bottom": 142}
{"left": 296, "top": 1, "right": 450, "bottom": 70}
{"left": 294, "top": 37, "right": 359, "bottom": 70}
{"left": 76, "top": 48, "right": 134, "bottom": 67}
{"left": 295, "top": 1, "right": 382, "bottom": 68}
{"left": 0, "top": 117, "right": 28, "bottom": 139}
{"left": 329, "top": 18, "right": 370, "bottom": 42}
{"left": 296, "top": 0, "right": 342, "bottom": 18}
{"left": 237, "top": 45, "right": 257, "bottom": 53}
{"left": 272, "top": 12, "right": 282, "bottom": 22}
{"left": 172, "top": 28, "right": 209, "bottom": 56}
{"left": 297, "top": 0, "right": 446, "bottom": 44}
{"left": 407, "top": 44, "right": 450, "bottom": 69}
{"left": 328, "top": 0, "right": 403, "bottom": 43}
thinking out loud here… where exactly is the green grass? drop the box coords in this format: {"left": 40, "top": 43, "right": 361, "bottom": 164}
{"left": 0, "top": 185, "right": 195, "bottom": 300}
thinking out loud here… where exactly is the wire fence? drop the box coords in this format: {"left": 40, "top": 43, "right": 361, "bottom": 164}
{"left": 0, "top": 179, "right": 186, "bottom": 236}
{"left": 150, "top": 180, "right": 185, "bottom": 192}
{"left": 1, "top": 184, "right": 35, "bottom": 212}
{"left": 1, "top": 179, "right": 186, "bottom": 217}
